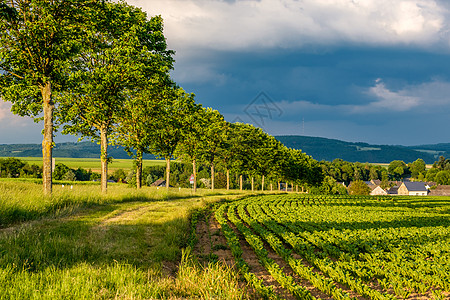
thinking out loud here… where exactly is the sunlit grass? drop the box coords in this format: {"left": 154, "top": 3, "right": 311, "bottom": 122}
{"left": 0, "top": 180, "right": 254, "bottom": 299}
{"left": 0, "top": 180, "right": 245, "bottom": 228}
{"left": 9, "top": 157, "right": 165, "bottom": 172}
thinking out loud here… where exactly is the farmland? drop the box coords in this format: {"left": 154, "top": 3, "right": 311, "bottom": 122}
{"left": 1, "top": 179, "right": 450, "bottom": 299}
{"left": 15, "top": 157, "right": 165, "bottom": 173}
{"left": 215, "top": 194, "right": 450, "bottom": 299}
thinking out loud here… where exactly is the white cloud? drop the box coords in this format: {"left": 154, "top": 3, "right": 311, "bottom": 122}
{"left": 127, "top": 0, "right": 448, "bottom": 52}
{"left": 0, "top": 101, "right": 27, "bottom": 125}
{"left": 361, "top": 79, "right": 450, "bottom": 112}
{"left": 225, "top": 78, "right": 450, "bottom": 120}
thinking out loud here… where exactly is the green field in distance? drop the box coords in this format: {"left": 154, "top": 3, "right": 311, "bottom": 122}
{"left": 12, "top": 157, "right": 166, "bottom": 172}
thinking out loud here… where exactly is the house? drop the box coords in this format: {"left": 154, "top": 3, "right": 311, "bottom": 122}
{"left": 398, "top": 182, "right": 428, "bottom": 196}
{"left": 370, "top": 179, "right": 382, "bottom": 186}
{"left": 387, "top": 186, "right": 399, "bottom": 195}
{"left": 370, "top": 186, "right": 387, "bottom": 196}
{"left": 429, "top": 185, "right": 450, "bottom": 196}
{"left": 363, "top": 181, "right": 377, "bottom": 191}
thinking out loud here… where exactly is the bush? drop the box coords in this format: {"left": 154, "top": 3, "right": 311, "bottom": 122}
{"left": 348, "top": 180, "right": 371, "bottom": 195}
{"left": 53, "top": 163, "right": 71, "bottom": 180}
{"left": 62, "top": 170, "right": 77, "bottom": 181}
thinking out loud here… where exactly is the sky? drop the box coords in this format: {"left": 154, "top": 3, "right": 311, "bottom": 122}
{"left": 1, "top": 0, "right": 450, "bottom": 146}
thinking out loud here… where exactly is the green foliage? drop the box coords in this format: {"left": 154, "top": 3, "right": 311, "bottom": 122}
{"left": 310, "top": 176, "right": 348, "bottom": 195}
{"left": 0, "top": 157, "right": 27, "bottom": 178}
{"left": 388, "top": 160, "right": 409, "bottom": 180}
{"left": 0, "top": 0, "right": 96, "bottom": 115}
{"left": 111, "top": 169, "right": 127, "bottom": 182}
{"left": 409, "top": 158, "right": 426, "bottom": 179}
{"left": 53, "top": 163, "right": 71, "bottom": 181}
{"left": 62, "top": 170, "right": 76, "bottom": 181}
{"left": 435, "top": 170, "right": 450, "bottom": 185}
{"left": 348, "top": 180, "right": 371, "bottom": 195}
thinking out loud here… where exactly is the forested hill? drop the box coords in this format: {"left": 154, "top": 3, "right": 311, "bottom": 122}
{"left": 1, "top": 137, "right": 448, "bottom": 163}
{"left": 0, "top": 142, "right": 156, "bottom": 160}
{"left": 275, "top": 135, "right": 446, "bottom": 164}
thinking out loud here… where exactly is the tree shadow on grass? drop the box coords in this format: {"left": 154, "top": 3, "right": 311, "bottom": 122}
{"left": 0, "top": 203, "right": 190, "bottom": 273}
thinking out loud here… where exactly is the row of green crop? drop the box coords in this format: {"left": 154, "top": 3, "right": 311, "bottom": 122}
{"left": 214, "top": 204, "right": 281, "bottom": 300}
{"left": 235, "top": 200, "right": 355, "bottom": 300}
{"left": 253, "top": 199, "right": 397, "bottom": 300}
{"left": 217, "top": 194, "right": 450, "bottom": 300}
{"left": 264, "top": 195, "right": 450, "bottom": 298}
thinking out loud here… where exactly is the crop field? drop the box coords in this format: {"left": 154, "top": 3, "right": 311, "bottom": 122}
{"left": 215, "top": 194, "right": 450, "bottom": 300}
{"left": 14, "top": 157, "right": 165, "bottom": 172}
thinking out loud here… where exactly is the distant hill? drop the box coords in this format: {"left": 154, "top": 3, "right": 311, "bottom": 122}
{"left": 407, "top": 143, "right": 450, "bottom": 160}
{"left": 0, "top": 137, "right": 447, "bottom": 164}
{"left": 0, "top": 142, "right": 157, "bottom": 159}
{"left": 275, "top": 135, "right": 440, "bottom": 164}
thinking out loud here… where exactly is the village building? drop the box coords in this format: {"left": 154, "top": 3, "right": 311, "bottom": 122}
{"left": 370, "top": 186, "right": 387, "bottom": 196}
{"left": 398, "top": 182, "right": 428, "bottom": 196}
{"left": 387, "top": 186, "right": 399, "bottom": 195}
{"left": 429, "top": 185, "right": 450, "bottom": 196}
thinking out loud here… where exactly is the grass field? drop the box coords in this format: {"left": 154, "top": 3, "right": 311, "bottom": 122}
{"left": 14, "top": 157, "right": 166, "bottom": 173}
{"left": 3, "top": 179, "right": 450, "bottom": 299}
{"left": 0, "top": 180, "right": 256, "bottom": 299}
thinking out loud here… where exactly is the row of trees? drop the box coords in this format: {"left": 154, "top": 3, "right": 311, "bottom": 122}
{"left": 0, "top": 0, "right": 323, "bottom": 194}
{"left": 319, "top": 158, "right": 429, "bottom": 185}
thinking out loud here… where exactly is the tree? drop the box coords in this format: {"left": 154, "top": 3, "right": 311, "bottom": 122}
{"left": 435, "top": 170, "right": 450, "bottom": 185}
{"left": 348, "top": 180, "right": 371, "bottom": 195}
{"left": 388, "top": 160, "right": 409, "bottom": 180}
{"left": 175, "top": 103, "right": 205, "bottom": 193}
{"left": 0, "top": 0, "right": 98, "bottom": 194}
{"left": 57, "top": 2, "right": 168, "bottom": 193}
{"left": 409, "top": 158, "right": 426, "bottom": 179}
{"left": 197, "top": 108, "right": 227, "bottom": 191}
{"left": 148, "top": 87, "right": 195, "bottom": 189}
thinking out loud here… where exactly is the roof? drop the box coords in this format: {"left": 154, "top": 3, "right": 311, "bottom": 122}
{"left": 151, "top": 179, "right": 166, "bottom": 187}
{"left": 402, "top": 182, "right": 428, "bottom": 192}
{"left": 387, "top": 186, "right": 399, "bottom": 194}
{"left": 429, "top": 185, "right": 450, "bottom": 196}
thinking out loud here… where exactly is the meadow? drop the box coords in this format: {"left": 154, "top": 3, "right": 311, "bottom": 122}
{"left": 16, "top": 157, "right": 166, "bottom": 173}
{"left": 0, "top": 180, "right": 254, "bottom": 299}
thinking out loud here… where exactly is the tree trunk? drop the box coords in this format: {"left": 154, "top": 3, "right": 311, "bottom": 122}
{"left": 100, "top": 126, "right": 108, "bottom": 194}
{"left": 240, "top": 175, "right": 243, "bottom": 191}
{"left": 226, "top": 169, "right": 230, "bottom": 190}
{"left": 270, "top": 183, "right": 273, "bottom": 191}
{"left": 296, "top": 185, "right": 298, "bottom": 193}
{"left": 251, "top": 176, "right": 254, "bottom": 192}
{"left": 278, "top": 181, "right": 281, "bottom": 191}
{"left": 261, "top": 175, "right": 265, "bottom": 191}
{"left": 136, "top": 149, "right": 143, "bottom": 189}
{"left": 286, "top": 182, "right": 289, "bottom": 192}
{"left": 192, "top": 159, "right": 197, "bottom": 193}
{"left": 41, "top": 82, "right": 54, "bottom": 195}
{"left": 211, "top": 163, "right": 215, "bottom": 191}
{"left": 165, "top": 157, "right": 171, "bottom": 189}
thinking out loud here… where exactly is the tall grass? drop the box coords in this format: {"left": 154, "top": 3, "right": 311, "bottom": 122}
{"left": 0, "top": 181, "right": 253, "bottom": 299}
{"left": 0, "top": 180, "right": 243, "bottom": 228}
{"left": 0, "top": 251, "right": 251, "bottom": 299}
